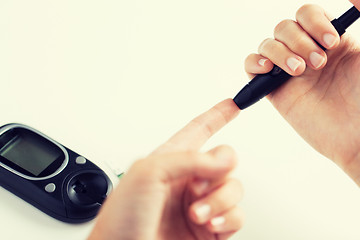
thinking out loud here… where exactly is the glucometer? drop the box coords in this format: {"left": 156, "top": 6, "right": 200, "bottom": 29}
{"left": 0, "top": 123, "right": 112, "bottom": 223}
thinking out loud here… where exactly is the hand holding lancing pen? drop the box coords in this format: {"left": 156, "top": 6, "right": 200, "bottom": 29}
{"left": 88, "top": 99, "right": 244, "bottom": 240}
{"left": 245, "top": 3, "right": 360, "bottom": 185}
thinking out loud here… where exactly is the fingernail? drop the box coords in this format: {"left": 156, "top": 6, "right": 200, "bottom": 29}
{"left": 309, "top": 52, "right": 325, "bottom": 69}
{"left": 258, "top": 58, "right": 267, "bottom": 67}
{"left": 210, "top": 216, "right": 226, "bottom": 227}
{"left": 286, "top": 57, "right": 302, "bottom": 72}
{"left": 192, "top": 180, "right": 209, "bottom": 195}
{"left": 195, "top": 204, "right": 211, "bottom": 222}
{"left": 323, "top": 33, "right": 337, "bottom": 48}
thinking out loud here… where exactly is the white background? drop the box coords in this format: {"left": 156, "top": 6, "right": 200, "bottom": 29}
{"left": 1, "top": 0, "right": 360, "bottom": 239}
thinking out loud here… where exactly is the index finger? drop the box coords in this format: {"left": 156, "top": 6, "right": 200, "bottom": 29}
{"left": 151, "top": 99, "right": 240, "bottom": 155}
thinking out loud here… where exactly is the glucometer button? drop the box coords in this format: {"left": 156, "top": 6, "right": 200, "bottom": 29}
{"left": 76, "top": 156, "right": 87, "bottom": 164}
{"left": 45, "top": 183, "right": 56, "bottom": 193}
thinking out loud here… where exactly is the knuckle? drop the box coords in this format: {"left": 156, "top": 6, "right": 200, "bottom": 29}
{"left": 296, "top": 4, "right": 316, "bottom": 18}
{"left": 216, "top": 144, "right": 234, "bottom": 153}
{"left": 217, "top": 145, "right": 237, "bottom": 159}
{"left": 212, "top": 100, "right": 232, "bottom": 125}
{"left": 291, "top": 34, "right": 310, "bottom": 51}
{"left": 258, "top": 38, "right": 273, "bottom": 53}
{"left": 184, "top": 151, "right": 205, "bottom": 170}
{"left": 211, "top": 179, "right": 244, "bottom": 209}
{"left": 210, "top": 145, "right": 238, "bottom": 168}
{"left": 184, "top": 150, "right": 200, "bottom": 161}
{"left": 189, "top": 117, "right": 213, "bottom": 140}
{"left": 274, "top": 19, "right": 294, "bottom": 36}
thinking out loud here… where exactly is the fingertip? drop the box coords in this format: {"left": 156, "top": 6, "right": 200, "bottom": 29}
{"left": 286, "top": 56, "right": 306, "bottom": 76}
{"left": 207, "top": 216, "right": 226, "bottom": 232}
{"left": 309, "top": 51, "right": 327, "bottom": 70}
{"left": 206, "top": 208, "right": 245, "bottom": 234}
{"left": 213, "top": 98, "right": 241, "bottom": 120}
{"left": 207, "top": 145, "right": 238, "bottom": 170}
{"left": 191, "top": 179, "right": 210, "bottom": 196}
{"left": 258, "top": 58, "right": 274, "bottom": 73}
{"left": 257, "top": 58, "right": 268, "bottom": 67}
{"left": 245, "top": 54, "right": 274, "bottom": 76}
{"left": 323, "top": 32, "right": 340, "bottom": 49}
{"left": 189, "top": 202, "right": 211, "bottom": 224}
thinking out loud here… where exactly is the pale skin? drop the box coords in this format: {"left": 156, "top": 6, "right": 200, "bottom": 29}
{"left": 88, "top": 99, "right": 244, "bottom": 240}
{"left": 245, "top": 3, "right": 360, "bottom": 186}
{"left": 88, "top": 3, "right": 360, "bottom": 240}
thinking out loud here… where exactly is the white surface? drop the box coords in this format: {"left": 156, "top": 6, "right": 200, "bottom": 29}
{"left": 1, "top": 0, "right": 360, "bottom": 239}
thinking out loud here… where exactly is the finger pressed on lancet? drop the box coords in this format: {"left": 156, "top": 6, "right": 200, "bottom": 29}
{"left": 152, "top": 99, "right": 240, "bottom": 154}
{"left": 350, "top": 0, "right": 360, "bottom": 12}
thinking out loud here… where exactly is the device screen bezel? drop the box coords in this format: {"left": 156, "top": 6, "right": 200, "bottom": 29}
{"left": 0, "top": 124, "right": 69, "bottom": 180}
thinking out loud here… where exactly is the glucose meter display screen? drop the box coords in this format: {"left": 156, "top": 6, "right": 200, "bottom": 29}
{"left": 0, "top": 129, "right": 63, "bottom": 176}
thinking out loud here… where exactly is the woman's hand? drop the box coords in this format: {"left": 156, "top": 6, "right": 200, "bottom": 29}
{"left": 88, "top": 99, "right": 244, "bottom": 240}
{"left": 245, "top": 4, "right": 360, "bottom": 185}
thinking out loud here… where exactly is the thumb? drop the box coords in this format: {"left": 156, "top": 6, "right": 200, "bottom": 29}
{"left": 143, "top": 145, "right": 238, "bottom": 182}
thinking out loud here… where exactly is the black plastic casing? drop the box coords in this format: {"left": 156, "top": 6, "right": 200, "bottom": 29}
{"left": 233, "top": 66, "right": 291, "bottom": 109}
{"left": 0, "top": 124, "right": 113, "bottom": 223}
